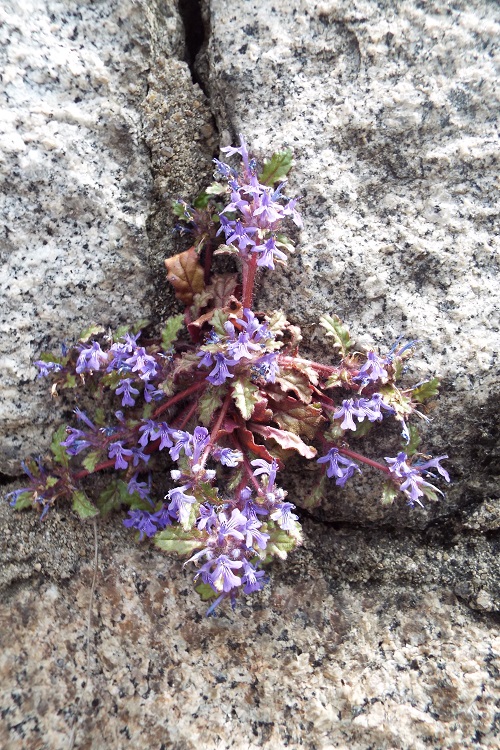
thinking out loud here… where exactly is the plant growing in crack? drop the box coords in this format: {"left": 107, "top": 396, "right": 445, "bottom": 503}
{"left": 8, "top": 136, "right": 449, "bottom": 613}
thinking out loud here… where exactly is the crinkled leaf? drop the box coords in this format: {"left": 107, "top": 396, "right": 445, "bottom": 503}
{"left": 50, "top": 425, "right": 69, "bottom": 468}
{"left": 154, "top": 526, "right": 205, "bottom": 556}
{"left": 205, "top": 182, "right": 228, "bottom": 196}
{"left": 251, "top": 424, "right": 317, "bottom": 459}
{"left": 423, "top": 485, "right": 441, "bottom": 503}
{"left": 13, "top": 492, "right": 33, "bottom": 511}
{"left": 381, "top": 481, "right": 398, "bottom": 506}
{"left": 79, "top": 324, "right": 105, "bottom": 343}
{"left": 250, "top": 393, "right": 273, "bottom": 424}
{"left": 324, "top": 372, "right": 343, "bottom": 389}
{"left": 405, "top": 424, "right": 421, "bottom": 456}
{"left": 93, "top": 408, "right": 106, "bottom": 427}
{"left": 412, "top": 377, "right": 440, "bottom": 404}
{"left": 299, "top": 475, "right": 327, "bottom": 510}
{"left": 161, "top": 314, "right": 184, "bottom": 350}
{"left": 291, "top": 359, "right": 319, "bottom": 386}
{"left": 165, "top": 246, "right": 205, "bottom": 305}
{"left": 265, "top": 310, "right": 289, "bottom": 337}
{"left": 274, "top": 368, "right": 312, "bottom": 403}
{"left": 259, "top": 148, "right": 294, "bottom": 185}
{"left": 45, "top": 476, "right": 59, "bottom": 489}
{"left": 211, "top": 309, "right": 229, "bottom": 337}
{"left": 226, "top": 468, "right": 244, "bottom": 492}
{"left": 236, "top": 427, "right": 275, "bottom": 462}
{"left": 161, "top": 352, "right": 200, "bottom": 395}
{"left": 97, "top": 480, "right": 128, "bottom": 516}
{"left": 232, "top": 378, "right": 260, "bottom": 420}
{"left": 195, "top": 582, "right": 217, "bottom": 601}
{"left": 198, "top": 482, "right": 220, "bottom": 505}
{"left": 72, "top": 490, "right": 99, "bottom": 519}
{"left": 378, "top": 385, "right": 413, "bottom": 419}
{"left": 323, "top": 422, "right": 345, "bottom": 442}
{"left": 82, "top": 451, "right": 101, "bottom": 473}
{"left": 266, "top": 524, "right": 302, "bottom": 559}
{"left": 210, "top": 273, "right": 239, "bottom": 308}
{"left": 198, "top": 387, "right": 225, "bottom": 427}
{"left": 272, "top": 401, "right": 324, "bottom": 440}
{"left": 319, "top": 314, "right": 352, "bottom": 356}
{"left": 62, "top": 373, "right": 77, "bottom": 389}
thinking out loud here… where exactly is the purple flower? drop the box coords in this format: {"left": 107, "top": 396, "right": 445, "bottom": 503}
{"left": 385, "top": 452, "right": 444, "bottom": 507}
{"left": 60, "top": 428, "right": 92, "bottom": 456}
{"left": 216, "top": 508, "right": 246, "bottom": 544}
{"left": 128, "top": 473, "right": 153, "bottom": 504}
{"left": 354, "top": 351, "right": 388, "bottom": 384}
{"left": 282, "top": 197, "right": 303, "bottom": 228}
{"left": 242, "top": 517, "right": 270, "bottom": 550}
{"left": 138, "top": 419, "right": 159, "bottom": 448}
{"left": 270, "top": 502, "right": 299, "bottom": 531}
{"left": 252, "top": 189, "right": 284, "bottom": 226}
{"left": 152, "top": 505, "right": 173, "bottom": 530}
{"left": 76, "top": 342, "right": 108, "bottom": 374}
{"left": 254, "top": 352, "right": 279, "bottom": 383}
{"left": 125, "top": 347, "right": 158, "bottom": 381}
{"left": 251, "top": 237, "right": 287, "bottom": 270}
{"left": 207, "top": 352, "right": 237, "bottom": 386}
{"left": 213, "top": 448, "right": 243, "bottom": 467}
{"left": 131, "top": 447, "right": 150, "bottom": 467}
{"left": 34, "top": 360, "right": 63, "bottom": 378}
{"left": 252, "top": 458, "right": 278, "bottom": 493}
{"left": 197, "top": 504, "right": 218, "bottom": 531}
{"left": 241, "top": 560, "right": 266, "bottom": 594}
{"left": 115, "top": 378, "right": 139, "bottom": 407}
{"left": 213, "top": 158, "right": 235, "bottom": 179}
{"left": 226, "top": 220, "right": 258, "bottom": 252}
{"left": 317, "top": 447, "right": 361, "bottom": 486}
{"left": 169, "top": 430, "right": 192, "bottom": 461}
{"left": 354, "top": 394, "right": 394, "bottom": 423}
{"left": 166, "top": 484, "right": 197, "bottom": 526}
{"left": 6, "top": 488, "right": 31, "bottom": 507}
{"left": 200, "top": 554, "right": 243, "bottom": 593}
{"left": 123, "top": 509, "right": 158, "bottom": 540}
{"left": 333, "top": 399, "right": 358, "bottom": 431}
{"left": 74, "top": 409, "right": 96, "bottom": 431}
{"left": 415, "top": 455, "right": 450, "bottom": 483}
{"left": 221, "top": 134, "right": 250, "bottom": 170}
{"left": 143, "top": 383, "right": 163, "bottom": 403}
{"left": 108, "top": 441, "right": 133, "bottom": 470}
{"left": 228, "top": 331, "right": 261, "bottom": 361}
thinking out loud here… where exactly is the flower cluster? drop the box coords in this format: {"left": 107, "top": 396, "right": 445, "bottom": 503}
{"left": 10, "top": 137, "right": 450, "bottom": 614}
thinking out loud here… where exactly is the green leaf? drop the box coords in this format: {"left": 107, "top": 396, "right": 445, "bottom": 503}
{"left": 213, "top": 243, "right": 240, "bottom": 257}
{"left": 79, "top": 324, "right": 105, "bottom": 343}
{"left": 412, "top": 377, "right": 440, "bottom": 404}
{"left": 226, "top": 468, "right": 244, "bottom": 492}
{"left": 210, "top": 309, "right": 229, "bottom": 337}
{"left": 381, "top": 481, "right": 398, "bottom": 506}
{"left": 259, "top": 148, "right": 294, "bottom": 185}
{"left": 13, "top": 492, "right": 34, "bottom": 511}
{"left": 38, "top": 351, "right": 65, "bottom": 365}
{"left": 50, "top": 425, "right": 69, "bottom": 467}
{"left": 423, "top": 485, "right": 441, "bottom": 503}
{"left": 154, "top": 526, "right": 205, "bottom": 556}
{"left": 195, "top": 582, "right": 217, "bottom": 601}
{"left": 300, "top": 475, "right": 327, "bottom": 510}
{"left": 351, "top": 420, "right": 373, "bottom": 439}
{"left": 62, "top": 373, "right": 77, "bottom": 389}
{"left": 198, "top": 387, "right": 225, "bottom": 426}
{"left": 198, "top": 482, "right": 220, "bottom": 505}
{"left": 405, "top": 424, "right": 421, "bottom": 456}
{"left": 265, "top": 310, "right": 289, "bottom": 337}
{"left": 93, "top": 407, "right": 106, "bottom": 427}
{"left": 161, "top": 314, "right": 184, "bottom": 350}
{"left": 266, "top": 524, "right": 302, "bottom": 558}
{"left": 97, "top": 481, "right": 126, "bottom": 516}
{"left": 46, "top": 476, "right": 59, "bottom": 489}
{"left": 72, "top": 490, "right": 99, "bottom": 519}
{"left": 324, "top": 372, "right": 343, "bottom": 389}
{"left": 232, "top": 378, "right": 260, "bottom": 420}
{"left": 319, "top": 314, "right": 352, "bottom": 356}
{"left": 323, "top": 422, "right": 345, "bottom": 442}
{"left": 82, "top": 451, "right": 101, "bottom": 473}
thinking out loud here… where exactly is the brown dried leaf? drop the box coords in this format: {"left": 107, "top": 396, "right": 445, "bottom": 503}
{"left": 274, "top": 368, "right": 312, "bottom": 403}
{"left": 165, "top": 246, "right": 205, "bottom": 305}
{"left": 236, "top": 427, "right": 275, "bottom": 462}
{"left": 250, "top": 424, "right": 317, "bottom": 459}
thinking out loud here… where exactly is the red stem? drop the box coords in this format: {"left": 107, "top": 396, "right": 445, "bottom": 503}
{"left": 337, "top": 446, "right": 390, "bottom": 474}
{"left": 151, "top": 380, "right": 206, "bottom": 419}
{"left": 200, "top": 390, "right": 233, "bottom": 467}
{"left": 232, "top": 435, "right": 261, "bottom": 492}
{"left": 278, "top": 356, "right": 339, "bottom": 374}
{"left": 242, "top": 253, "right": 258, "bottom": 309}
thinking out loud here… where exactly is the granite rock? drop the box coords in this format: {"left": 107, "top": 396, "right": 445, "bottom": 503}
{"left": 203, "top": 0, "right": 500, "bottom": 525}
{"left": 0, "top": 0, "right": 214, "bottom": 473}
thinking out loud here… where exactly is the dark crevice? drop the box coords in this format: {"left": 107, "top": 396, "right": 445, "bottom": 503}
{"left": 178, "top": 0, "right": 206, "bottom": 90}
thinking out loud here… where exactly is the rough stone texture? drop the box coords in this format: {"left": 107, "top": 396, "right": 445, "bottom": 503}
{"left": 2, "top": 1, "right": 500, "bottom": 749}
{"left": 203, "top": 0, "right": 500, "bottom": 525}
{"left": 1, "top": 501, "right": 499, "bottom": 749}
{"left": 0, "top": 0, "right": 214, "bottom": 473}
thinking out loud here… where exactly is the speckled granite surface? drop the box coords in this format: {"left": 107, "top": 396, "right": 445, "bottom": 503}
{"left": 1, "top": 0, "right": 499, "bottom": 747}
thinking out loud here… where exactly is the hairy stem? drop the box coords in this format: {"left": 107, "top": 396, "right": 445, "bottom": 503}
{"left": 337, "top": 446, "right": 390, "bottom": 474}
{"left": 242, "top": 253, "right": 258, "bottom": 309}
